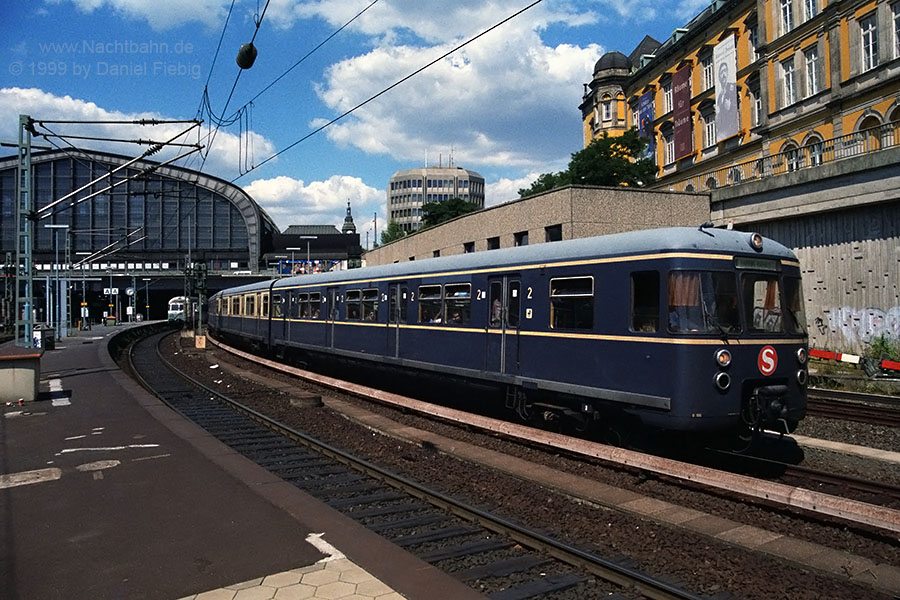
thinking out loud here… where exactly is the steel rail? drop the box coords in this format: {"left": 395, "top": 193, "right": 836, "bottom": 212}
{"left": 132, "top": 331, "right": 703, "bottom": 600}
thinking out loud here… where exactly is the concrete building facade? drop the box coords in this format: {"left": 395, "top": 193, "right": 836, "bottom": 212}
{"left": 387, "top": 166, "right": 485, "bottom": 233}
{"left": 366, "top": 185, "right": 709, "bottom": 265}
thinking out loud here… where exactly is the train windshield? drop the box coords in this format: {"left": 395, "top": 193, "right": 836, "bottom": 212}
{"left": 741, "top": 273, "right": 806, "bottom": 335}
{"left": 668, "top": 271, "right": 740, "bottom": 334}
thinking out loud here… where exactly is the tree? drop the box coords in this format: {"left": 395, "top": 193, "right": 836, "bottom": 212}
{"left": 518, "top": 127, "right": 655, "bottom": 198}
{"left": 568, "top": 128, "right": 656, "bottom": 187}
{"left": 421, "top": 197, "right": 479, "bottom": 228}
{"left": 380, "top": 220, "right": 406, "bottom": 245}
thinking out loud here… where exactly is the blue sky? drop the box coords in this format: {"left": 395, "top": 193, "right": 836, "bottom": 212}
{"left": 1, "top": 0, "right": 706, "bottom": 245}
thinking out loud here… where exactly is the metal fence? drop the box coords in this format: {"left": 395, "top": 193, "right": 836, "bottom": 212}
{"left": 679, "top": 120, "right": 900, "bottom": 192}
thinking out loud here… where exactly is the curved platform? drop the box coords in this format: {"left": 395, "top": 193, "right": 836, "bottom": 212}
{"left": 0, "top": 324, "right": 482, "bottom": 600}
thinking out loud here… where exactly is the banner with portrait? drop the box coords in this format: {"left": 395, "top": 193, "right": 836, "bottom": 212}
{"left": 673, "top": 65, "right": 692, "bottom": 160}
{"left": 714, "top": 35, "right": 739, "bottom": 142}
{"left": 638, "top": 90, "right": 656, "bottom": 162}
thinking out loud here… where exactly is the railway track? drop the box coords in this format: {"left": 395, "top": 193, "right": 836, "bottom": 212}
{"left": 807, "top": 388, "right": 900, "bottom": 427}
{"left": 127, "top": 330, "right": 705, "bottom": 600}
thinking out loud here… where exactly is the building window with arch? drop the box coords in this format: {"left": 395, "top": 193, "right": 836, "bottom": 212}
{"left": 860, "top": 13, "right": 879, "bottom": 72}
{"left": 602, "top": 95, "right": 612, "bottom": 121}
{"left": 804, "top": 45, "right": 820, "bottom": 97}
{"left": 781, "top": 57, "right": 796, "bottom": 106}
{"left": 705, "top": 177, "right": 718, "bottom": 190}
{"left": 781, "top": 0, "right": 794, "bottom": 34}
{"left": 805, "top": 135, "right": 824, "bottom": 166}
{"left": 782, "top": 141, "right": 802, "bottom": 172}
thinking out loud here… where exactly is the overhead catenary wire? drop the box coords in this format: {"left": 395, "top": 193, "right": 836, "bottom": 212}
{"left": 232, "top": 0, "right": 545, "bottom": 182}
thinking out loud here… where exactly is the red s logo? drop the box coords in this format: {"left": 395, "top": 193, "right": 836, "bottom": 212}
{"left": 758, "top": 346, "right": 777, "bottom": 376}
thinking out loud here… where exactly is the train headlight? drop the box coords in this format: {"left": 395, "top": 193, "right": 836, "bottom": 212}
{"left": 715, "top": 348, "right": 732, "bottom": 368}
{"left": 797, "top": 369, "right": 808, "bottom": 386}
{"left": 749, "top": 232, "right": 764, "bottom": 252}
{"left": 714, "top": 372, "right": 731, "bottom": 391}
{"left": 796, "top": 347, "right": 808, "bottom": 365}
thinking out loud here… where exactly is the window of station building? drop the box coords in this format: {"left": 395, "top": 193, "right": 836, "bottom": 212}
{"left": 487, "top": 236, "right": 500, "bottom": 250}
{"left": 433, "top": 249, "right": 441, "bottom": 258}
{"left": 631, "top": 271, "right": 659, "bottom": 332}
{"left": 894, "top": 3, "right": 900, "bottom": 59}
{"left": 806, "top": 135, "right": 825, "bottom": 166}
{"left": 463, "top": 241, "right": 475, "bottom": 253}
{"left": 781, "top": 57, "right": 796, "bottom": 107}
{"left": 860, "top": 13, "right": 879, "bottom": 72}
{"left": 662, "top": 129, "right": 675, "bottom": 165}
{"left": 804, "top": 45, "right": 821, "bottom": 97}
{"left": 418, "top": 285, "right": 443, "bottom": 323}
{"left": 804, "top": 0, "right": 817, "bottom": 21}
{"left": 601, "top": 95, "right": 612, "bottom": 121}
{"left": 550, "top": 277, "right": 594, "bottom": 330}
{"left": 781, "top": 0, "right": 794, "bottom": 34}
{"left": 701, "top": 55, "right": 714, "bottom": 91}
{"left": 748, "top": 22, "right": 760, "bottom": 61}
{"left": 362, "top": 288, "right": 379, "bottom": 321}
{"left": 346, "top": 289, "right": 362, "bottom": 320}
{"left": 514, "top": 231, "right": 529, "bottom": 247}
{"left": 701, "top": 107, "right": 716, "bottom": 149}
{"left": 545, "top": 224, "right": 562, "bottom": 242}
{"left": 662, "top": 80, "right": 673, "bottom": 113}
{"left": 444, "top": 283, "right": 471, "bottom": 325}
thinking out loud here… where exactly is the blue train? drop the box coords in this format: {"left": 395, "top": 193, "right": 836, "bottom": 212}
{"left": 207, "top": 227, "right": 808, "bottom": 442}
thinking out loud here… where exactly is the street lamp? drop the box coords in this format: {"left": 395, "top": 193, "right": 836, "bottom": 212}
{"left": 44, "top": 224, "right": 69, "bottom": 336}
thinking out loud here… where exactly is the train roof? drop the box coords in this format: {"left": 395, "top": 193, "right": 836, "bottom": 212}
{"left": 215, "top": 227, "right": 797, "bottom": 295}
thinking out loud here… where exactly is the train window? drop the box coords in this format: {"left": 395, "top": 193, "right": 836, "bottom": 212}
{"left": 272, "top": 294, "right": 283, "bottom": 318}
{"left": 742, "top": 274, "right": 783, "bottom": 333}
{"left": 668, "top": 271, "right": 740, "bottom": 334}
{"left": 309, "top": 293, "right": 322, "bottom": 318}
{"left": 261, "top": 293, "right": 269, "bottom": 318}
{"left": 418, "top": 285, "right": 443, "bottom": 323}
{"left": 784, "top": 277, "right": 807, "bottom": 335}
{"left": 362, "top": 288, "right": 379, "bottom": 321}
{"left": 631, "top": 272, "right": 659, "bottom": 332}
{"left": 444, "top": 284, "right": 471, "bottom": 325}
{"left": 298, "top": 293, "right": 310, "bottom": 318}
{"left": 507, "top": 281, "right": 520, "bottom": 328}
{"left": 489, "top": 282, "right": 502, "bottom": 328}
{"left": 245, "top": 295, "right": 255, "bottom": 317}
{"left": 550, "top": 277, "right": 593, "bottom": 330}
{"left": 346, "top": 289, "right": 362, "bottom": 320}
{"left": 231, "top": 297, "right": 239, "bottom": 315}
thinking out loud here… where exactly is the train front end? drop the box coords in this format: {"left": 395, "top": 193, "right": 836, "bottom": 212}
{"left": 655, "top": 232, "right": 809, "bottom": 438}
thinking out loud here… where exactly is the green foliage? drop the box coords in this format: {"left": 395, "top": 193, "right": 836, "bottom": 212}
{"left": 380, "top": 220, "right": 406, "bottom": 245}
{"left": 865, "top": 334, "right": 900, "bottom": 361}
{"left": 519, "top": 127, "right": 656, "bottom": 198}
{"left": 421, "top": 197, "right": 479, "bottom": 228}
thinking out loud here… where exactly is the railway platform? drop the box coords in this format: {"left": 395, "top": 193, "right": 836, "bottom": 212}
{"left": 0, "top": 323, "right": 482, "bottom": 600}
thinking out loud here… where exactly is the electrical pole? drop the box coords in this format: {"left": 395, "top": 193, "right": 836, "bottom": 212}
{"left": 15, "top": 115, "right": 35, "bottom": 347}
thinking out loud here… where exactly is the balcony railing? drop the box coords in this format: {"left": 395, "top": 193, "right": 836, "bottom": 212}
{"left": 678, "top": 120, "right": 900, "bottom": 192}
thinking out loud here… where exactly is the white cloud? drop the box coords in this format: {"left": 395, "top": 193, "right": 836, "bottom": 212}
{"left": 244, "top": 174, "right": 383, "bottom": 232}
{"left": 0, "top": 87, "right": 274, "bottom": 179}
{"left": 486, "top": 172, "right": 544, "bottom": 207}
{"left": 45, "top": 0, "right": 232, "bottom": 30}
{"left": 312, "top": 17, "right": 602, "bottom": 172}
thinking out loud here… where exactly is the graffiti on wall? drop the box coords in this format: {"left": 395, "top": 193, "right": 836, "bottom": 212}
{"left": 817, "top": 306, "right": 900, "bottom": 347}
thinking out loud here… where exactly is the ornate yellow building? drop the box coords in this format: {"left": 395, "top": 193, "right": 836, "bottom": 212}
{"left": 580, "top": 0, "right": 900, "bottom": 191}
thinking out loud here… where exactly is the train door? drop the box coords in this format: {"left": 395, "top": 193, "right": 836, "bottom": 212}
{"left": 325, "top": 287, "right": 338, "bottom": 348}
{"left": 485, "top": 276, "right": 521, "bottom": 374}
{"left": 387, "top": 283, "right": 408, "bottom": 358}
